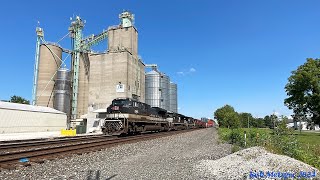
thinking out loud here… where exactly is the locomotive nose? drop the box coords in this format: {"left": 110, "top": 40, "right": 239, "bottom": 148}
{"left": 112, "top": 106, "right": 119, "bottom": 110}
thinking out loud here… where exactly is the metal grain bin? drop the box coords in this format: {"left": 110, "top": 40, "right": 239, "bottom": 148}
{"left": 54, "top": 68, "right": 71, "bottom": 118}
{"left": 145, "top": 70, "right": 161, "bottom": 108}
{"left": 160, "top": 74, "right": 170, "bottom": 111}
{"left": 169, "top": 82, "right": 177, "bottom": 113}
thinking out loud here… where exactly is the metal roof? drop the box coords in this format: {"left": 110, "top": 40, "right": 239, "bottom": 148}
{"left": 0, "top": 101, "right": 65, "bottom": 114}
{"left": 146, "top": 70, "right": 160, "bottom": 75}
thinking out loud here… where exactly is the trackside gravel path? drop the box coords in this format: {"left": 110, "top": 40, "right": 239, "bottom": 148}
{"left": 0, "top": 128, "right": 232, "bottom": 180}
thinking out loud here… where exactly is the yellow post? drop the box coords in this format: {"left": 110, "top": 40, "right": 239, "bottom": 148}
{"left": 61, "top": 129, "right": 76, "bottom": 136}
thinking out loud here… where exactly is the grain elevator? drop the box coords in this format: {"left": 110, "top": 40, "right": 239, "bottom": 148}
{"left": 32, "top": 11, "right": 177, "bottom": 125}
{"left": 88, "top": 12, "right": 145, "bottom": 111}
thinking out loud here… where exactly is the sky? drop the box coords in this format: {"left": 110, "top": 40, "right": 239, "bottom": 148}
{"left": 1, "top": 0, "right": 320, "bottom": 119}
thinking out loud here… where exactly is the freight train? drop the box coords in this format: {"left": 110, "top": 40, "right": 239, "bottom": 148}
{"left": 101, "top": 98, "right": 207, "bottom": 135}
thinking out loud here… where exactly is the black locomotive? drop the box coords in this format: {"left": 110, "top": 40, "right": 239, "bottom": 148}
{"left": 102, "top": 98, "right": 205, "bottom": 135}
{"left": 107, "top": 98, "right": 168, "bottom": 119}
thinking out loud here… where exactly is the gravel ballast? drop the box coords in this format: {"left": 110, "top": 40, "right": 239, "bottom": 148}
{"left": 1, "top": 128, "right": 318, "bottom": 179}
{"left": 196, "top": 146, "right": 320, "bottom": 179}
{"left": 0, "top": 128, "right": 232, "bottom": 180}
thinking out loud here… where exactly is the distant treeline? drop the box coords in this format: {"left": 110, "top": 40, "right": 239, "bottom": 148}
{"left": 214, "top": 105, "right": 284, "bottom": 129}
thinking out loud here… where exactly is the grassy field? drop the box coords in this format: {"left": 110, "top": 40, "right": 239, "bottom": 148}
{"left": 293, "top": 131, "right": 320, "bottom": 158}
{"left": 294, "top": 131, "right": 320, "bottom": 146}
{"left": 232, "top": 128, "right": 320, "bottom": 147}
{"left": 218, "top": 128, "right": 320, "bottom": 169}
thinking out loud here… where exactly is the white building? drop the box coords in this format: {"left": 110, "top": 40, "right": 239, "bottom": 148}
{"left": 287, "top": 121, "right": 320, "bottom": 131}
{"left": 0, "top": 101, "right": 67, "bottom": 133}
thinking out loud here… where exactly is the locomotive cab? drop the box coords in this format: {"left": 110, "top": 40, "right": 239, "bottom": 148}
{"left": 107, "top": 98, "right": 152, "bottom": 116}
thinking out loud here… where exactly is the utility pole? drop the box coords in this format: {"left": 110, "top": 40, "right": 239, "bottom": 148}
{"left": 299, "top": 116, "right": 302, "bottom": 133}
{"left": 273, "top": 110, "right": 276, "bottom": 129}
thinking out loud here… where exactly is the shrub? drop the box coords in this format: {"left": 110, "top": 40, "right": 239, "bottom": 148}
{"left": 218, "top": 128, "right": 320, "bottom": 170}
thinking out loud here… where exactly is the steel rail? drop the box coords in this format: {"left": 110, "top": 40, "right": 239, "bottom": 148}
{"left": 0, "top": 135, "right": 111, "bottom": 150}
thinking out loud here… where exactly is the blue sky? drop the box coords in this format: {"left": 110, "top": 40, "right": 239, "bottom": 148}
{"left": 1, "top": 0, "right": 320, "bottom": 119}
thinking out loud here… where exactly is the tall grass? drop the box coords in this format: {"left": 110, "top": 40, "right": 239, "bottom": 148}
{"left": 218, "top": 127, "right": 320, "bottom": 170}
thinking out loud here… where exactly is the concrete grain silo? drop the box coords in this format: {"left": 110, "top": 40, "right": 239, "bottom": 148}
{"left": 76, "top": 54, "right": 89, "bottom": 118}
{"left": 36, "top": 44, "right": 62, "bottom": 108}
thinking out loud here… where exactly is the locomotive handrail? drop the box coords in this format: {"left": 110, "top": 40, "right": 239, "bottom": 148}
{"left": 118, "top": 111, "right": 129, "bottom": 133}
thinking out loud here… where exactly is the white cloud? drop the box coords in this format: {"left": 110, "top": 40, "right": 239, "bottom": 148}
{"left": 177, "top": 67, "right": 196, "bottom": 76}
{"left": 177, "top": 71, "right": 184, "bottom": 75}
{"left": 189, "top": 68, "right": 196, "bottom": 72}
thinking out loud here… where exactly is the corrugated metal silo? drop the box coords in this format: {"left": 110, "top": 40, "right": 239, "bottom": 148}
{"left": 145, "top": 70, "right": 161, "bottom": 108}
{"left": 160, "top": 74, "right": 170, "bottom": 110}
{"left": 36, "top": 44, "right": 62, "bottom": 108}
{"left": 169, "top": 82, "right": 178, "bottom": 113}
{"left": 54, "top": 68, "right": 71, "bottom": 117}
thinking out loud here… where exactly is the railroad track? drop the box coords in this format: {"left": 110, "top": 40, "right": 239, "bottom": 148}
{"left": 0, "top": 134, "right": 106, "bottom": 145}
{"left": 0, "top": 129, "right": 199, "bottom": 170}
{"left": 0, "top": 135, "right": 113, "bottom": 153}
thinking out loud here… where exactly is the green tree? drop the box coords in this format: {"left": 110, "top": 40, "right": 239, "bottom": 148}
{"left": 264, "top": 115, "right": 272, "bottom": 128}
{"left": 255, "top": 118, "right": 266, "bottom": 128}
{"left": 270, "top": 114, "right": 278, "bottom": 129}
{"left": 263, "top": 114, "right": 278, "bottom": 129}
{"left": 238, "top": 113, "right": 265, "bottom": 128}
{"left": 284, "top": 58, "right": 320, "bottom": 126}
{"left": 274, "top": 115, "right": 291, "bottom": 135}
{"left": 10, "top": 95, "right": 30, "bottom": 104}
{"left": 239, "top": 112, "right": 253, "bottom": 128}
{"left": 226, "top": 111, "right": 240, "bottom": 129}
{"left": 214, "top": 105, "right": 240, "bottom": 129}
